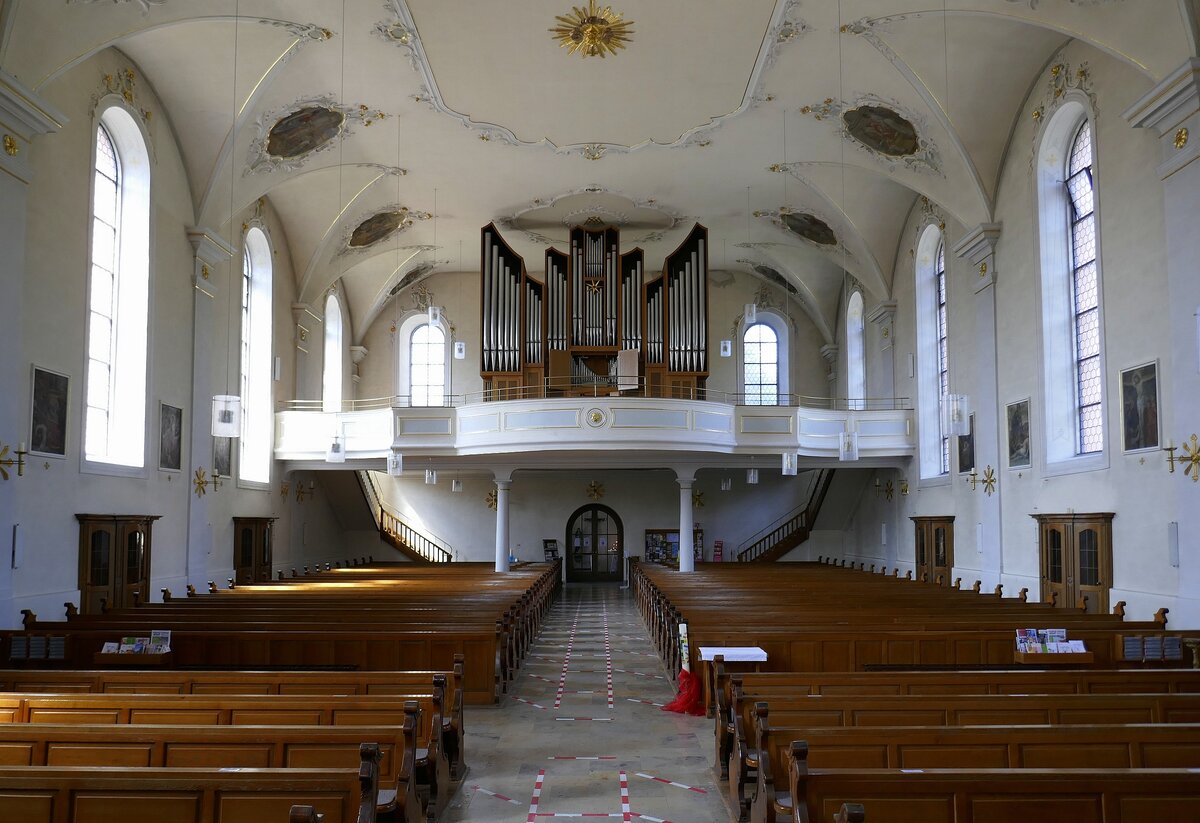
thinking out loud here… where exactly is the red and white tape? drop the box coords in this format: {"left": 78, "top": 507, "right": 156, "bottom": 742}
{"left": 620, "top": 770, "right": 632, "bottom": 823}
{"left": 511, "top": 695, "right": 546, "bottom": 710}
{"left": 634, "top": 773, "right": 708, "bottom": 794}
{"left": 526, "top": 769, "right": 546, "bottom": 823}
{"left": 473, "top": 786, "right": 521, "bottom": 805}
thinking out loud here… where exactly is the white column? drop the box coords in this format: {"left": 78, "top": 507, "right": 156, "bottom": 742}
{"left": 1124, "top": 59, "right": 1200, "bottom": 625}
{"left": 494, "top": 479, "right": 512, "bottom": 573}
{"left": 0, "top": 70, "right": 64, "bottom": 625}
{"left": 954, "top": 224, "right": 1003, "bottom": 589}
{"left": 185, "top": 228, "right": 233, "bottom": 590}
{"left": 677, "top": 471, "right": 696, "bottom": 573}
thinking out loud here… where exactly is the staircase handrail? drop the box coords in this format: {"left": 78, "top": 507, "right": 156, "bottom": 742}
{"left": 380, "top": 508, "right": 453, "bottom": 564}
{"left": 736, "top": 468, "right": 834, "bottom": 561}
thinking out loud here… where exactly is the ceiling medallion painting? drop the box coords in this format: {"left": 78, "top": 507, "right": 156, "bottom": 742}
{"left": 754, "top": 205, "right": 843, "bottom": 251}
{"left": 377, "top": 0, "right": 802, "bottom": 156}
{"left": 345, "top": 207, "right": 431, "bottom": 251}
{"left": 798, "top": 96, "right": 941, "bottom": 175}
{"left": 550, "top": 1, "right": 635, "bottom": 59}
{"left": 247, "top": 97, "right": 389, "bottom": 175}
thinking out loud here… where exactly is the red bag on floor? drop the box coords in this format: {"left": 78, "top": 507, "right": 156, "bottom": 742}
{"left": 661, "top": 666, "right": 705, "bottom": 715}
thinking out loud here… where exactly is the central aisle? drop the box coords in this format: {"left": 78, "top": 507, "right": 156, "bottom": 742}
{"left": 443, "top": 582, "right": 731, "bottom": 822}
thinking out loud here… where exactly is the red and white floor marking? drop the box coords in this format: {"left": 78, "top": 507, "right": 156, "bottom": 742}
{"left": 473, "top": 786, "right": 522, "bottom": 805}
{"left": 625, "top": 698, "right": 666, "bottom": 708}
{"left": 511, "top": 696, "right": 547, "bottom": 710}
{"left": 633, "top": 773, "right": 708, "bottom": 794}
{"left": 547, "top": 756, "right": 617, "bottom": 761}
{"left": 554, "top": 716, "right": 613, "bottom": 721}
{"left": 526, "top": 768, "right": 546, "bottom": 822}
{"left": 602, "top": 605, "right": 615, "bottom": 709}
{"left": 620, "top": 770, "right": 632, "bottom": 823}
{"left": 553, "top": 605, "right": 581, "bottom": 709}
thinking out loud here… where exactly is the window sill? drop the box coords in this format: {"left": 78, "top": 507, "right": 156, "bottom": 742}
{"left": 918, "top": 473, "right": 951, "bottom": 490}
{"left": 237, "top": 478, "right": 271, "bottom": 492}
{"left": 80, "top": 458, "right": 148, "bottom": 480}
{"left": 1041, "top": 451, "right": 1109, "bottom": 478}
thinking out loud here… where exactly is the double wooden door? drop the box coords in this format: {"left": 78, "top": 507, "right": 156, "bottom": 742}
{"left": 912, "top": 516, "right": 954, "bottom": 584}
{"left": 1034, "top": 513, "right": 1113, "bottom": 613}
{"left": 566, "top": 504, "right": 624, "bottom": 582}
{"left": 77, "top": 514, "right": 158, "bottom": 614}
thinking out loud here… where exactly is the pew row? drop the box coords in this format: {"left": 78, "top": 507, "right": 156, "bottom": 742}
{"left": 0, "top": 742, "right": 382, "bottom": 823}
{"left": 0, "top": 660, "right": 467, "bottom": 780}
{"left": 0, "top": 722, "right": 423, "bottom": 822}
{"left": 778, "top": 745, "right": 1200, "bottom": 823}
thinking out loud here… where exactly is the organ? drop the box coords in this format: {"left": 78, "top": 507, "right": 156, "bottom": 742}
{"left": 480, "top": 222, "right": 709, "bottom": 399}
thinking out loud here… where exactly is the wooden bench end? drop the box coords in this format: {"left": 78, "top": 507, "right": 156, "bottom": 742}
{"left": 836, "top": 802, "right": 866, "bottom": 823}
{"left": 289, "top": 805, "right": 324, "bottom": 823}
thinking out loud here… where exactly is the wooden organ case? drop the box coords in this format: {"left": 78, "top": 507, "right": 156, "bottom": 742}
{"left": 480, "top": 222, "right": 709, "bottom": 399}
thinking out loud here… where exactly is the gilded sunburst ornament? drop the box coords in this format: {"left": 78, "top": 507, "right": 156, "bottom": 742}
{"left": 550, "top": 1, "right": 634, "bottom": 59}
{"left": 193, "top": 468, "right": 208, "bottom": 498}
{"left": 981, "top": 465, "right": 997, "bottom": 496}
{"left": 1182, "top": 435, "right": 1200, "bottom": 483}
{"left": 587, "top": 480, "right": 605, "bottom": 500}
{"left": 486, "top": 489, "right": 499, "bottom": 511}
{"left": 692, "top": 491, "right": 705, "bottom": 508}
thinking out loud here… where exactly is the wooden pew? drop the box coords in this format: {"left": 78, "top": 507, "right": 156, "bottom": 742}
{"left": 0, "top": 692, "right": 455, "bottom": 817}
{"left": 0, "top": 660, "right": 468, "bottom": 780}
{"left": 779, "top": 744, "right": 1200, "bottom": 823}
{"left": 0, "top": 742, "right": 382, "bottom": 823}
{"left": 723, "top": 691, "right": 1200, "bottom": 818}
{"left": 0, "top": 722, "right": 423, "bottom": 822}
{"left": 750, "top": 709, "right": 1200, "bottom": 822}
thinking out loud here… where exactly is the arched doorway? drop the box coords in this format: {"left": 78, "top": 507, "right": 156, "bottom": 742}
{"left": 565, "top": 504, "right": 624, "bottom": 582}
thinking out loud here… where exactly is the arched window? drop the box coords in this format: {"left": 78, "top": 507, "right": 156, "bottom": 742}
{"left": 238, "top": 227, "right": 273, "bottom": 485}
{"left": 915, "top": 226, "right": 949, "bottom": 478}
{"left": 1037, "top": 101, "right": 1106, "bottom": 467}
{"left": 410, "top": 323, "right": 446, "bottom": 407}
{"left": 743, "top": 323, "right": 779, "bottom": 405}
{"left": 322, "top": 293, "right": 343, "bottom": 413}
{"left": 84, "top": 107, "right": 151, "bottom": 470}
{"left": 846, "top": 291, "right": 865, "bottom": 410}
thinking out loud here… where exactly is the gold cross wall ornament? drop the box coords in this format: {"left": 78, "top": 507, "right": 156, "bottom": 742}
{"left": 1182, "top": 434, "right": 1200, "bottom": 482}
{"left": 981, "top": 465, "right": 997, "bottom": 496}
{"left": 587, "top": 480, "right": 605, "bottom": 500}
{"left": 192, "top": 467, "right": 209, "bottom": 497}
{"left": 485, "top": 489, "right": 499, "bottom": 510}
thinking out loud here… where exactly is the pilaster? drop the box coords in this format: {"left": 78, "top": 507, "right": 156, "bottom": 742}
{"left": 867, "top": 301, "right": 897, "bottom": 401}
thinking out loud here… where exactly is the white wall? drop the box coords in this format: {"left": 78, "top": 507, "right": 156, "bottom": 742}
{"left": 0, "top": 48, "right": 355, "bottom": 627}
{"left": 821, "top": 41, "right": 1194, "bottom": 625}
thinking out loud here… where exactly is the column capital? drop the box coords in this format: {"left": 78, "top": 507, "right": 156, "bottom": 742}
{"left": 819, "top": 343, "right": 839, "bottom": 365}
{"left": 952, "top": 223, "right": 1001, "bottom": 292}
{"left": 494, "top": 478, "right": 513, "bottom": 490}
{"left": 1123, "top": 58, "right": 1200, "bottom": 179}
{"left": 349, "top": 346, "right": 369, "bottom": 366}
{"left": 0, "top": 68, "right": 66, "bottom": 184}
{"left": 866, "top": 301, "right": 897, "bottom": 352}
{"left": 186, "top": 227, "right": 234, "bottom": 266}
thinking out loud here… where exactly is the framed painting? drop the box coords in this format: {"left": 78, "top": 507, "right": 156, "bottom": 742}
{"left": 957, "top": 413, "right": 976, "bottom": 474}
{"left": 1006, "top": 399, "right": 1032, "bottom": 469}
{"left": 29, "top": 365, "right": 69, "bottom": 458}
{"left": 158, "top": 402, "right": 183, "bottom": 472}
{"left": 1120, "top": 361, "right": 1159, "bottom": 452}
{"left": 213, "top": 436, "right": 232, "bottom": 478}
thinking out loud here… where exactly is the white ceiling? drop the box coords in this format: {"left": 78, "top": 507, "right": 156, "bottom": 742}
{"left": 2, "top": 0, "right": 1192, "bottom": 345}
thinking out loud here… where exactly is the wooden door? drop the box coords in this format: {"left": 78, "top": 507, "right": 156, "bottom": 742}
{"left": 1035, "top": 513, "right": 1113, "bottom": 613}
{"left": 566, "top": 504, "right": 624, "bottom": 582}
{"left": 234, "top": 518, "right": 277, "bottom": 584}
{"left": 77, "top": 515, "right": 158, "bottom": 614}
{"left": 912, "top": 516, "right": 954, "bottom": 585}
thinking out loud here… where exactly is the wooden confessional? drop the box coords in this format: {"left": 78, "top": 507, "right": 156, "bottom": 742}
{"left": 480, "top": 222, "right": 709, "bottom": 399}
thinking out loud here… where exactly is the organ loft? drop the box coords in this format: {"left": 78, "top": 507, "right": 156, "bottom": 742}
{"left": 480, "top": 222, "right": 710, "bottom": 399}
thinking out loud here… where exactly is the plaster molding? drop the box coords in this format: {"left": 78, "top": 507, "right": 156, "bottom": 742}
{"left": 952, "top": 223, "right": 1001, "bottom": 293}
{"left": 336, "top": 203, "right": 431, "bottom": 257}
{"left": 67, "top": 0, "right": 166, "bottom": 12}
{"left": 246, "top": 95, "right": 394, "bottom": 176}
{"left": 0, "top": 69, "right": 65, "bottom": 183}
{"left": 1122, "top": 59, "right": 1200, "bottom": 133}
{"left": 377, "top": 0, "right": 804, "bottom": 157}
{"left": 186, "top": 227, "right": 234, "bottom": 267}
{"left": 496, "top": 185, "right": 685, "bottom": 246}
{"left": 753, "top": 204, "right": 854, "bottom": 258}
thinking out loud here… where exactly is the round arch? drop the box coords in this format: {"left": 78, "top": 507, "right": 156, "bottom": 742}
{"left": 564, "top": 503, "right": 624, "bottom": 583}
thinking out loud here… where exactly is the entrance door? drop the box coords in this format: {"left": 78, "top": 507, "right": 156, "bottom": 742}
{"left": 1034, "top": 513, "right": 1113, "bottom": 613}
{"left": 912, "top": 516, "right": 954, "bottom": 585}
{"left": 566, "top": 504, "right": 624, "bottom": 582}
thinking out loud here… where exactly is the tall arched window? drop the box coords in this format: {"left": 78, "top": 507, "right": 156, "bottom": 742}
{"left": 409, "top": 322, "right": 446, "bottom": 407}
{"left": 845, "top": 291, "right": 865, "bottom": 410}
{"left": 1037, "top": 101, "right": 1106, "bottom": 467}
{"left": 915, "top": 225, "right": 949, "bottom": 478}
{"left": 322, "top": 293, "right": 343, "bottom": 413}
{"left": 84, "top": 106, "right": 151, "bottom": 470}
{"left": 743, "top": 323, "right": 778, "bottom": 405}
{"left": 239, "top": 227, "right": 273, "bottom": 485}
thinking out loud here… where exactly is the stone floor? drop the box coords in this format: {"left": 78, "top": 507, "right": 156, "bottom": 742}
{"left": 442, "top": 582, "right": 732, "bottom": 823}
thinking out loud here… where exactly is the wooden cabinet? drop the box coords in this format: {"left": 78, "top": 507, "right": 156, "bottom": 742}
{"left": 233, "top": 517, "right": 276, "bottom": 585}
{"left": 912, "top": 516, "right": 954, "bottom": 585}
{"left": 77, "top": 514, "right": 159, "bottom": 614}
{"left": 1034, "top": 512, "right": 1113, "bottom": 614}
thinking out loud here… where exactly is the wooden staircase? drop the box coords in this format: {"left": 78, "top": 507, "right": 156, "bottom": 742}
{"left": 736, "top": 469, "right": 834, "bottom": 562}
{"left": 356, "top": 472, "right": 453, "bottom": 563}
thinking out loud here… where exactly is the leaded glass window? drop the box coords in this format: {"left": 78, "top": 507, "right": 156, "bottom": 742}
{"left": 743, "top": 323, "right": 779, "bottom": 406}
{"left": 1067, "top": 121, "right": 1102, "bottom": 454}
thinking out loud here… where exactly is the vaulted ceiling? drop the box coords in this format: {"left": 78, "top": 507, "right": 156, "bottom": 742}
{"left": 3, "top": 1, "right": 1195, "bottom": 346}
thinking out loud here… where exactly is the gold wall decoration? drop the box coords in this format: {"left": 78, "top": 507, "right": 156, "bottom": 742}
{"left": 582, "top": 144, "right": 607, "bottom": 161}
{"left": 551, "top": 1, "right": 635, "bottom": 59}
{"left": 586, "top": 480, "right": 605, "bottom": 500}
{"left": 1182, "top": 435, "right": 1200, "bottom": 482}
{"left": 981, "top": 465, "right": 997, "bottom": 496}
{"left": 692, "top": 491, "right": 705, "bottom": 508}
{"left": 0, "top": 442, "right": 27, "bottom": 480}
{"left": 101, "top": 69, "right": 152, "bottom": 123}
{"left": 3, "top": 135, "right": 17, "bottom": 156}
{"left": 1175, "top": 127, "right": 1189, "bottom": 149}
{"left": 485, "top": 488, "right": 499, "bottom": 510}
{"left": 192, "top": 467, "right": 208, "bottom": 497}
